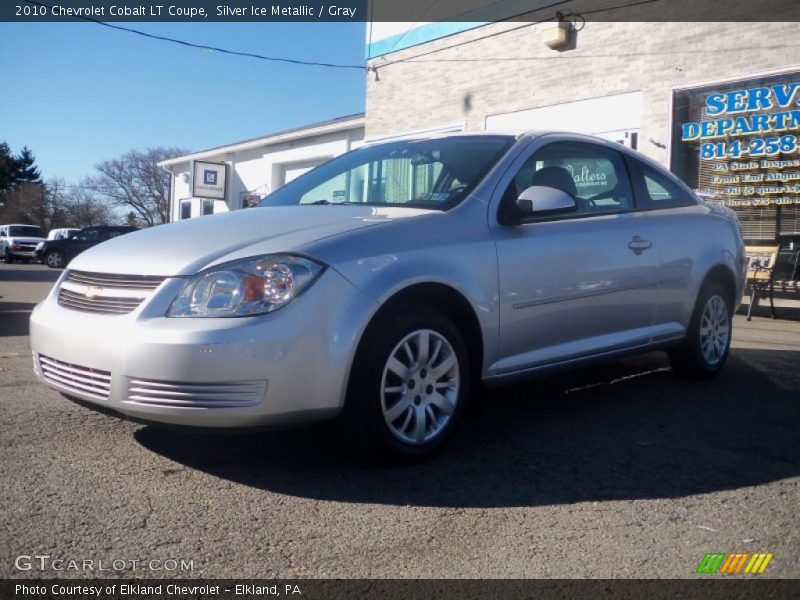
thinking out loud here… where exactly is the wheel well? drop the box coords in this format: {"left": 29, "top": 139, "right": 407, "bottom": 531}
{"left": 361, "top": 283, "right": 485, "bottom": 377}
{"left": 703, "top": 265, "right": 737, "bottom": 307}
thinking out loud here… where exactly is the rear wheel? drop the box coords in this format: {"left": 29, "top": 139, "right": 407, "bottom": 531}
{"left": 45, "top": 251, "right": 64, "bottom": 269}
{"left": 669, "top": 282, "right": 732, "bottom": 379}
{"left": 344, "top": 306, "right": 470, "bottom": 463}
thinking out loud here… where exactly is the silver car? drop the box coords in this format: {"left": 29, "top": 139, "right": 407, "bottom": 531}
{"left": 30, "top": 132, "right": 746, "bottom": 461}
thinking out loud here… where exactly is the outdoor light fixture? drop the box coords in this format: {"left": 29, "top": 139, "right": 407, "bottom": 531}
{"left": 542, "top": 18, "right": 573, "bottom": 50}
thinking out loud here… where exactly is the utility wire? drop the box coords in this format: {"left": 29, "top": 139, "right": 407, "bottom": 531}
{"left": 22, "top": 0, "right": 366, "bottom": 70}
{"left": 25, "top": 0, "right": 756, "bottom": 73}
{"left": 401, "top": 43, "right": 800, "bottom": 63}
{"left": 375, "top": 0, "right": 662, "bottom": 69}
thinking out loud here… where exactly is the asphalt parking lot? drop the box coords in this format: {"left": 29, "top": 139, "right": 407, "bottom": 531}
{"left": 1, "top": 263, "right": 798, "bottom": 579}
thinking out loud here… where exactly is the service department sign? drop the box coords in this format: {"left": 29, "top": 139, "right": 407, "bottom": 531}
{"left": 192, "top": 160, "right": 227, "bottom": 200}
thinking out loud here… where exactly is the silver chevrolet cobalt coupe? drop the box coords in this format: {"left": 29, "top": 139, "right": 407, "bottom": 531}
{"left": 31, "top": 132, "right": 745, "bottom": 461}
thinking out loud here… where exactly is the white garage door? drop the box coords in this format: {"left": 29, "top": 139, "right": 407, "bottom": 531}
{"left": 485, "top": 91, "right": 642, "bottom": 148}
{"left": 281, "top": 159, "right": 328, "bottom": 185}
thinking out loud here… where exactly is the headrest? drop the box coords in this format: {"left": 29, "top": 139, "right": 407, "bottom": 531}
{"left": 530, "top": 166, "right": 578, "bottom": 197}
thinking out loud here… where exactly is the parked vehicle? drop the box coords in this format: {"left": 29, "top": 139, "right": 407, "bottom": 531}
{"left": 38, "top": 225, "right": 137, "bottom": 269}
{"left": 0, "top": 224, "right": 46, "bottom": 263}
{"left": 30, "top": 132, "right": 745, "bottom": 461}
{"left": 35, "top": 228, "right": 80, "bottom": 261}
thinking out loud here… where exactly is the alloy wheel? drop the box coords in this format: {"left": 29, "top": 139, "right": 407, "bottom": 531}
{"left": 699, "top": 294, "right": 729, "bottom": 366}
{"left": 46, "top": 252, "right": 63, "bottom": 268}
{"left": 380, "top": 328, "right": 460, "bottom": 445}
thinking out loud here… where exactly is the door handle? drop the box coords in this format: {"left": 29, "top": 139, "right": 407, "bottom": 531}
{"left": 628, "top": 235, "right": 652, "bottom": 255}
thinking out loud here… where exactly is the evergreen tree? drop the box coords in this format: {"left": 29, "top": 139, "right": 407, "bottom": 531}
{"left": 14, "top": 146, "right": 41, "bottom": 183}
{"left": 0, "top": 142, "right": 15, "bottom": 198}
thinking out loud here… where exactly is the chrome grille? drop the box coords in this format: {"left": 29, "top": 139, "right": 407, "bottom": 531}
{"left": 57, "top": 270, "right": 166, "bottom": 315}
{"left": 125, "top": 379, "right": 267, "bottom": 409}
{"left": 67, "top": 270, "right": 165, "bottom": 290}
{"left": 38, "top": 355, "right": 111, "bottom": 400}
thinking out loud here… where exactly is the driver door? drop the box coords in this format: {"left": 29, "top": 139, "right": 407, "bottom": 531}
{"left": 69, "top": 228, "right": 101, "bottom": 257}
{"left": 491, "top": 139, "right": 661, "bottom": 375}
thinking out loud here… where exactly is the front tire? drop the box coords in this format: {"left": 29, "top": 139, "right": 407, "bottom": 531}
{"left": 669, "top": 282, "right": 732, "bottom": 379}
{"left": 344, "top": 306, "right": 471, "bottom": 463}
{"left": 45, "top": 251, "right": 64, "bottom": 269}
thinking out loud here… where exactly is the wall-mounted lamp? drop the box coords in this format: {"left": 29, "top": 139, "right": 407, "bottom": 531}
{"left": 542, "top": 15, "right": 573, "bottom": 50}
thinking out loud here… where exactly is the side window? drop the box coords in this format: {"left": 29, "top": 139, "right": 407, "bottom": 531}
{"left": 627, "top": 158, "right": 696, "bottom": 209}
{"left": 180, "top": 200, "right": 192, "bottom": 220}
{"left": 75, "top": 229, "right": 100, "bottom": 242}
{"left": 501, "top": 141, "right": 633, "bottom": 220}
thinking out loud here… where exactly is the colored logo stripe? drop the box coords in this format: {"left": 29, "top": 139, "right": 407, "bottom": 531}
{"left": 697, "top": 553, "right": 726, "bottom": 573}
{"left": 745, "top": 553, "right": 773, "bottom": 574}
{"left": 719, "top": 553, "right": 749, "bottom": 574}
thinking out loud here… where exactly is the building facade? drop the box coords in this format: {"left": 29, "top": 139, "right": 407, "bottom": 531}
{"left": 159, "top": 114, "right": 364, "bottom": 222}
{"left": 365, "top": 20, "right": 800, "bottom": 245}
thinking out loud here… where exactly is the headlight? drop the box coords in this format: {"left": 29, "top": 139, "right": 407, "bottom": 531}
{"left": 167, "top": 254, "right": 324, "bottom": 318}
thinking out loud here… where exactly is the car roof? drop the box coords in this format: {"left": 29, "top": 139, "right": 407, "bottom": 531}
{"left": 80, "top": 225, "right": 135, "bottom": 229}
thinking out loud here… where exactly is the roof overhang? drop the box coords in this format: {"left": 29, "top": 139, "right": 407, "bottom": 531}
{"left": 158, "top": 114, "right": 365, "bottom": 169}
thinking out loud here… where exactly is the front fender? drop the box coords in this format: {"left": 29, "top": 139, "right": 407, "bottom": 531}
{"left": 302, "top": 203, "right": 500, "bottom": 373}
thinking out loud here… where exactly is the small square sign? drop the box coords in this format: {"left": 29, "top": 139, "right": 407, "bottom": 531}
{"left": 192, "top": 161, "right": 227, "bottom": 200}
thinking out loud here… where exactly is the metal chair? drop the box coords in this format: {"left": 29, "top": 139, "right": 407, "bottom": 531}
{"left": 744, "top": 245, "right": 780, "bottom": 321}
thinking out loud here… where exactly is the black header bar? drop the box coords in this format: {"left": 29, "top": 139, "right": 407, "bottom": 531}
{"left": 3, "top": 0, "right": 799, "bottom": 22}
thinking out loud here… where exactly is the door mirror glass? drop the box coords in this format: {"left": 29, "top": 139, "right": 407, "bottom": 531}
{"left": 516, "top": 185, "right": 577, "bottom": 216}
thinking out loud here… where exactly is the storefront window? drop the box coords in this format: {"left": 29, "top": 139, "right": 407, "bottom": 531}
{"left": 180, "top": 200, "right": 191, "bottom": 220}
{"left": 201, "top": 199, "right": 215, "bottom": 216}
{"left": 671, "top": 71, "right": 800, "bottom": 243}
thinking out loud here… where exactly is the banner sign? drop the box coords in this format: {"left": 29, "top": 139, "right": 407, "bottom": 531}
{"left": 192, "top": 160, "right": 227, "bottom": 200}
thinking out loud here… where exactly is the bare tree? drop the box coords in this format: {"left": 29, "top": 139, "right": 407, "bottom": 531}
{"left": 40, "top": 179, "right": 111, "bottom": 229}
{"left": 88, "top": 147, "right": 187, "bottom": 226}
{"left": 63, "top": 184, "right": 111, "bottom": 228}
{"left": 0, "top": 182, "right": 48, "bottom": 228}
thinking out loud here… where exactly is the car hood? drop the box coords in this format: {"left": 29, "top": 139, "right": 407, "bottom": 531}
{"left": 69, "top": 205, "right": 434, "bottom": 276}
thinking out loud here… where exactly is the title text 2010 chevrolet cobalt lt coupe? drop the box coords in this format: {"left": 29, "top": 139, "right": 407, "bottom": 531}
{"left": 30, "top": 132, "right": 745, "bottom": 461}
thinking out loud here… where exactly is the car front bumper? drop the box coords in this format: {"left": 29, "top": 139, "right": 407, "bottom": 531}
{"left": 30, "top": 269, "right": 377, "bottom": 428}
{"left": 9, "top": 248, "right": 39, "bottom": 259}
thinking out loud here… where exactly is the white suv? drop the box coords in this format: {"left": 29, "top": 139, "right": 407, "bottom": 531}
{"left": 0, "top": 224, "right": 46, "bottom": 264}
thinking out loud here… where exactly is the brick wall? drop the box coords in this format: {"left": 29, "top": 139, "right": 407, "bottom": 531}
{"left": 365, "top": 21, "right": 799, "bottom": 166}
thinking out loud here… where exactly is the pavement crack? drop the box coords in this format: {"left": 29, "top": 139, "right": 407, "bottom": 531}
{"left": 141, "top": 494, "right": 154, "bottom": 529}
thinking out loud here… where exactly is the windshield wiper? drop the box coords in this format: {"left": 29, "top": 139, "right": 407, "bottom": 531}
{"left": 305, "top": 200, "right": 358, "bottom": 205}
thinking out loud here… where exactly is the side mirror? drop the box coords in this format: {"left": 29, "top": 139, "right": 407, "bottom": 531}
{"left": 516, "top": 185, "right": 577, "bottom": 217}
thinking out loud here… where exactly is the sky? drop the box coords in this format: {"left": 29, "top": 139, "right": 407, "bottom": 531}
{"left": 0, "top": 21, "right": 367, "bottom": 182}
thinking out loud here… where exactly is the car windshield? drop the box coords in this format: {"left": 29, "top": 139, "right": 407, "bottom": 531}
{"left": 8, "top": 226, "right": 43, "bottom": 237}
{"left": 259, "top": 136, "right": 513, "bottom": 210}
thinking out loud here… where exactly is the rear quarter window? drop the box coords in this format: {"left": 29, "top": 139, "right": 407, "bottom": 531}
{"left": 626, "top": 157, "right": 696, "bottom": 209}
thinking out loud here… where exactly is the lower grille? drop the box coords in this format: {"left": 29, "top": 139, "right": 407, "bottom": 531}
{"left": 125, "top": 379, "right": 266, "bottom": 409}
{"left": 38, "top": 354, "right": 111, "bottom": 400}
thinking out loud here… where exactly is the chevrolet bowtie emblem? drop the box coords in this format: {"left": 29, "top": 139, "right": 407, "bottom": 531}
{"left": 84, "top": 286, "right": 102, "bottom": 299}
